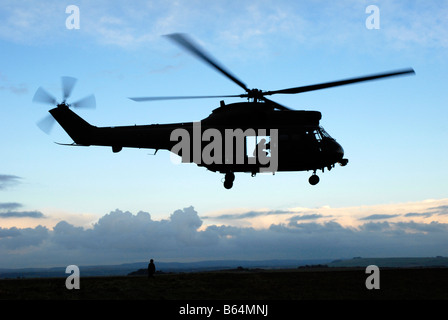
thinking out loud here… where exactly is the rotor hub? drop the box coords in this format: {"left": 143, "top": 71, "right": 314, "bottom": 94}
{"left": 246, "top": 89, "right": 264, "bottom": 101}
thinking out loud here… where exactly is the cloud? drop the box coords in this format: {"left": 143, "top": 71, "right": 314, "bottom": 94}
{"left": 203, "top": 209, "right": 292, "bottom": 220}
{"left": 0, "top": 211, "right": 45, "bottom": 218}
{"left": 381, "top": 1, "right": 448, "bottom": 49}
{"left": 0, "top": 72, "right": 27, "bottom": 95}
{"left": 359, "top": 214, "right": 401, "bottom": 220}
{"left": 0, "top": 200, "right": 45, "bottom": 220}
{"left": 0, "top": 203, "right": 22, "bottom": 210}
{"left": 358, "top": 221, "right": 392, "bottom": 233}
{"left": 428, "top": 205, "right": 448, "bottom": 215}
{"left": 0, "top": 175, "right": 21, "bottom": 190}
{"left": 0, "top": 225, "right": 49, "bottom": 250}
{"left": 0, "top": 1, "right": 63, "bottom": 45}
{"left": 2, "top": 0, "right": 446, "bottom": 57}
{"left": 404, "top": 212, "right": 433, "bottom": 218}
{"left": 0, "top": 83, "right": 28, "bottom": 95}
{"left": 0, "top": 180, "right": 46, "bottom": 220}
{"left": 394, "top": 221, "right": 448, "bottom": 234}
{"left": 289, "top": 214, "right": 325, "bottom": 223}
{"left": 0, "top": 228, "right": 21, "bottom": 238}
{"left": 2, "top": 205, "right": 448, "bottom": 268}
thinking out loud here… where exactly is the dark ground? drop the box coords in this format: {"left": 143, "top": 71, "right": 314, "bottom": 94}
{"left": 1, "top": 267, "right": 447, "bottom": 300}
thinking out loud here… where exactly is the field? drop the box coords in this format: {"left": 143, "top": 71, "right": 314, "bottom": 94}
{"left": 1, "top": 267, "right": 448, "bottom": 300}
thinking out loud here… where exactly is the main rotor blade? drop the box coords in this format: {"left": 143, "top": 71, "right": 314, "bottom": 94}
{"left": 264, "top": 68, "right": 415, "bottom": 96}
{"left": 61, "top": 76, "right": 77, "bottom": 101}
{"left": 165, "top": 33, "right": 249, "bottom": 92}
{"left": 32, "top": 87, "right": 57, "bottom": 105}
{"left": 72, "top": 94, "right": 96, "bottom": 109}
{"left": 130, "top": 94, "right": 243, "bottom": 102}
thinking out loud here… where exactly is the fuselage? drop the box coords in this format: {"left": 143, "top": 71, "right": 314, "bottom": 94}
{"left": 49, "top": 101, "right": 347, "bottom": 175}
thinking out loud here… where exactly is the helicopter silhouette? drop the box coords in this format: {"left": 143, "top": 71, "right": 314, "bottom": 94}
{"left": 33, "top": 33, "right": 414, "bottom": 189}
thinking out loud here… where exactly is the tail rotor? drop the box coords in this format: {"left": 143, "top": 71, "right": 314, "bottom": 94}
{"left": 33, "top": 77, "right": 96, "bottom": 134}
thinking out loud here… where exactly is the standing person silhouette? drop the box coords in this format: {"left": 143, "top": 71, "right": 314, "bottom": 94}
{"left": 148, "top": 259, "right": 156, "bottom": 279}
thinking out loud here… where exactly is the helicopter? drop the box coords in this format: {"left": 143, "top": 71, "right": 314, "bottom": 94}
{"left": 33, "top": 33, "right": 415, "bottom": 189}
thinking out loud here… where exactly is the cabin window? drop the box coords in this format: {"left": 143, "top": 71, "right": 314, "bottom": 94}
{"left": 246, "top": 135, "right": 271, "bottom": 158}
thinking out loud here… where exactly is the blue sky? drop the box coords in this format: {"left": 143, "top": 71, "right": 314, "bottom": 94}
{"left": 1, "top": 0, "right": 448, "bottom": 268}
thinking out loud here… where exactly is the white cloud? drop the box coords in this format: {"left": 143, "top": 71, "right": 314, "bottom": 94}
{"left": 2, "top": 0, "right": 446, "bottom": 55}
{"left": 381, "top": 1, "right": 448, "bottom": 49}
{"left": 1, "top": 203, "right": 448, "bottom": 268}
{"left": 0, "top": 1, "right": 64, "bottom": 45}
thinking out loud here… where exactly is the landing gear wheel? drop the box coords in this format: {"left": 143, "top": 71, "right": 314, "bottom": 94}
{"left": 309, "top": 174, "right": 320, "bottom": 186}
{"left": 223, "top": 180, "right": 233, "bottom": 189}
{"left": 223, "top": 172, "right": 235, "bottom": 189}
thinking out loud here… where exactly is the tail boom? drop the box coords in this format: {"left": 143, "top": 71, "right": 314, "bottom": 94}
{"left": 49, "top": 106, "right": 175, "bottom": 151}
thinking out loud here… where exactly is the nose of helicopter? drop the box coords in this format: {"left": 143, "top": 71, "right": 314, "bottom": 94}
{"left": 334, "top": 141, "right": 344, "bottom": 159}
{"left": 324, "top": 139, "right": 345, "bottom": 163}
{"left": 330, "top": 140, "right": 349, "bottom": 166}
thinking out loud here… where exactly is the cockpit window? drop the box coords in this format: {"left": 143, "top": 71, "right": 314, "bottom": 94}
{"left": 318, "top": 126, "right": 333, "bottom": 139}
{"left": 304, "top": 129, "right": 322, "bottom": 141}
{"left": 279, "top": 127, "right": 333, "bottom": 142}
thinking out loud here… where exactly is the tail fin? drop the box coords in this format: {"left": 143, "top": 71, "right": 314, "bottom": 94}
{"left": 49, "top": 106, "right": 95, "bottom": 145}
